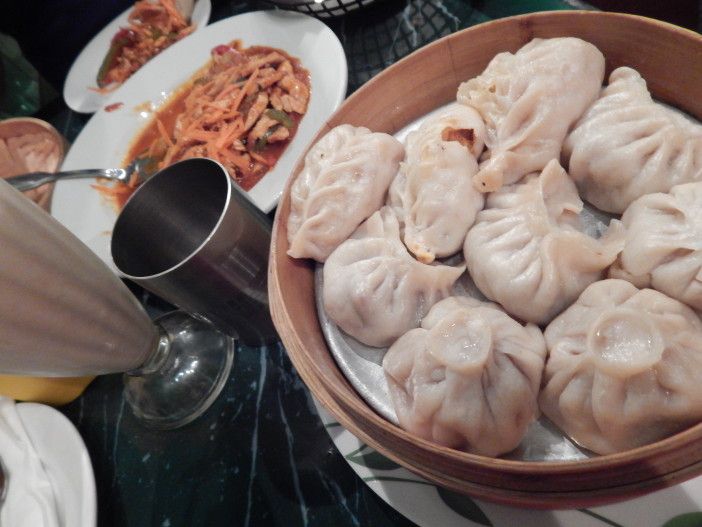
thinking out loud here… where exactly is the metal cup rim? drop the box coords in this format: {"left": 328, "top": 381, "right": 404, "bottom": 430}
{"left": 111, "top": 157, "right": 232, "bottom": 281}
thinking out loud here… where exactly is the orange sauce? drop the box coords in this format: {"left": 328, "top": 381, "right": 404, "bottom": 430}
{"left": 121, "top": 44, "right": 310, "bottom": 200}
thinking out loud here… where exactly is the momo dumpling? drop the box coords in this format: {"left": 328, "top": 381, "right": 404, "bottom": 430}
{"left": 323, "top": 207, "right": 464, "bottom": 348}
{"left": 464, "top": 159, "right": 624, "bottom": 325}
{"left": 287, "top": 124, "right": 404, "bottom": 262}
{"left": 457, "top": 37, "right": 604, "bottom": 192}
{"left": 564, "top": 67, "right": 702, "bottom": 214}
{"left": 383, "top": 296, "right": 546, "bottom": 456}
{"left": 609, "top": 182, "right": 702, "bottom": 310}
{"left": 540, "top": 279, "right": 702, "bottom": 454}
{"left": 388, "top": 104, "right": 486, "bottom": 263}
{"left": 403, "top": 103, "right": 486, "bottom": 163}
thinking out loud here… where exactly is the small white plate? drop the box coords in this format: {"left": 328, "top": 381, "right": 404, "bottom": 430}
{"left": 16, "top": 403, "right": 97, "bottom": 527}
{"left": 54, "top": 10, "right": 347, "bottom": 270}
{"left": 63, "top": 0, "right": 212, "bottom": 114}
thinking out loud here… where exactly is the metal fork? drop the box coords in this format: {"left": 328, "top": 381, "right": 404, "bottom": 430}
{"left": 6, "top": 156, "right": 156, "bottom": 192}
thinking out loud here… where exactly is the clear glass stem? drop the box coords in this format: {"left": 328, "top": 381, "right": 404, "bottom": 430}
{"left": 127, "top": 329, "right": 170, "bottom": 376}
{"left": 123, "top": 311, "right": 236, "bottom": 429}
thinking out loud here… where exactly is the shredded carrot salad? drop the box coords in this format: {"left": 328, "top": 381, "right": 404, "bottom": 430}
{"left": 150, "top": 42, "right": 311, "bottom": 184}
{"left": 94, "top": 0, "right": 194, "bottom": 91}
{"left": 95, "top": 40, "right": 311, "bottom": 210}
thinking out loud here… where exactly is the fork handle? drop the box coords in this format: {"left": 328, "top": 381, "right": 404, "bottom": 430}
{"left": 6, "top": 169, "right": 123, "bottom": 192}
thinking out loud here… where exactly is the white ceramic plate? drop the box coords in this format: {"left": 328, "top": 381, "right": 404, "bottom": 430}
{"left": 315, "top": 400, "right": 702, "bottom": 527}
{"left": 63, "top": 0, "right": 212, "bottom": 114}
{"left": 17, "top": 403, "right": 97, "bottom": 527}
{"left": 54, "top": 10, "right": 348, "bottom": 270}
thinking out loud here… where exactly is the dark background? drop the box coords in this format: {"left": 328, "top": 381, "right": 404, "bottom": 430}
{"left": 0, "top": 0, "right": 701, "bottom": 96}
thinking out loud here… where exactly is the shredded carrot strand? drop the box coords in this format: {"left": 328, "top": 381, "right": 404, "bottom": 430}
{"left": 230, "top": 69, "right": 259, "bottom": 112}
{"left": 220, "top": 149, "right": 252, "bottom": 173}
{"left": 156, "top": 118, "right": 174, "bottom": 148}
{"left": 249, "top": 151, "right": 271, "bottom": 166}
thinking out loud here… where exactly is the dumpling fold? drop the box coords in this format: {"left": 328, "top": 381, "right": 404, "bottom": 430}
{"left": 464, "top": 159, "right": 624, "bottom": 325}
{"left": 610, "top": 182, "right": 702, "bottom": 311}
{"left": 383, "top": 296, "right": 547, "bottom": 456}
{"left": 540, "top": 279, "right": 702, "bottom": 454}
{"left": 322, "top": 207, "right": 465, "bottom": 348}
{"left": 388, "top": 103, "right": 486, "bottom": 263}
{"left": 564, "top": 67, "right": 702, "bottom": 214}
{"left": 457, "top": 37, "right": 604, "bottom": 192}
{"left": 287, "top": 124, "right": 404, "bottom": 262}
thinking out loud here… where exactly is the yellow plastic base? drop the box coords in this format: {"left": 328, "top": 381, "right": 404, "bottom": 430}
{"left": 0, "top": 375, "right": 94, "bottom": 405}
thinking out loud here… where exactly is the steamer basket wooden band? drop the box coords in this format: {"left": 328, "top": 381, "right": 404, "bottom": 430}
{"left": 269, "top": 11, "right": 702, "bottom": 509}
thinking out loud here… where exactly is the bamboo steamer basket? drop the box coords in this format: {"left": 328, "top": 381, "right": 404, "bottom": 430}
{"left": 269, "top": 11, "right": 702, "bottom": 509}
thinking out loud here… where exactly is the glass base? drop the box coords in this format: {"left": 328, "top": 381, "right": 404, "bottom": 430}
{"left": 123, "top": 311, "right": 235, "bottom": 430}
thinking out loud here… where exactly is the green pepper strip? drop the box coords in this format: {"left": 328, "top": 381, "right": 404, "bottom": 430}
{"left": 96, "top": 32, "right": 134, "bottom": 87}
{"left": 254, "top": 126, "right": 279, "bottom": 152}
{"left": 265, "top": 109, "right": 294, "bottom": 129}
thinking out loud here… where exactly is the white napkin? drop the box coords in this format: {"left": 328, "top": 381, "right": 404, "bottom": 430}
{"left": 0, "top": 397, "right": 59, "bottom": 527}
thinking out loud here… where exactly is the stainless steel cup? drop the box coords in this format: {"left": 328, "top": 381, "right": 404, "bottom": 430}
{"left": 111, "top": 158, "right": 277, "bottom": 346}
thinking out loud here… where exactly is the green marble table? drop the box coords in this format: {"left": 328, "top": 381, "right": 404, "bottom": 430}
{"left": 37, "top": 0, "right": 593, "bottom": 525}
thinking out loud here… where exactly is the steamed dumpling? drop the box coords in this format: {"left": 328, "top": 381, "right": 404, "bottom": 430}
{"left": 609, "top": 182, "right": 702, "bottom": 310}
{"left": 540, "top": 279, "right": 702, "bottom": 454}
{"left": 564, "top": 67, "right": 702, "bottom": 214}
{"left": 403, "top": 103, "right": 486, "bottom": 163}
{"left": 323, "top": 207, "right": 465, "bottom": 348}
{"left": 388, "top": 104, "right": 486, "bottom": 263}
{"left": 383, "top": 296, "right": 547, "bottom": 456}
{"left": 457, "top": 37, "right": 604, "bottom": 192}
{"left": 287, "top": 124, "right": 404, "bottom": 262}
{"left": 464, "top": 159, "right": 624, "bottom": 325}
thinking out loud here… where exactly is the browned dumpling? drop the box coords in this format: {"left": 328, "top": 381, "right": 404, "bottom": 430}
{"left": 457, "top": 37, "right": 605, "bottom": 192}
{"left": 387, "top": 104, "right": 486, "bottom": 263}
